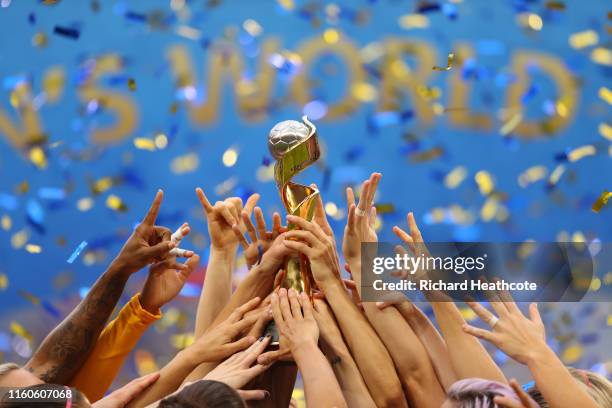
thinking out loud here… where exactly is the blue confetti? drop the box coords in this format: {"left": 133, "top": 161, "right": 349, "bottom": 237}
{"left": 67, "top": 241, "right": 88, "bottom": 264}
{"left": 0, "top": 193, "right": 18, "bottom": 210}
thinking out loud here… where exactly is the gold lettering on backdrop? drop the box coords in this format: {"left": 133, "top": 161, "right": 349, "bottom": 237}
{"left": 447, "top": 43, "right": 493, "bottom": 130}
{"left": 0, "top": 36, "right": 582, "bottom": 148}
{"left": 291, "top": 35, "right": 366, "bottom": 119}
{"left": 0, "top": 67, "right": 65, "bottom": 149}
{"left": 166, "top": 38, "right": 279, "bottom": 125}
{"left": 505, "top": 51, "right": 577, "bottom": 138}
{"left": 379, "top": 38, "right": 436, "bottom": 126}
{"left": 78, "top": 54, "right": 138, "bottom": 144}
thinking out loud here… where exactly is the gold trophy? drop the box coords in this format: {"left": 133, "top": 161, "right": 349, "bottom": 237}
{"left": 264, "top": 116, "right": 321, "bottom": 344}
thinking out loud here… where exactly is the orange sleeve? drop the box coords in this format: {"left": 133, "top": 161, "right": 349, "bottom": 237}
{"left": 69, "top": 294, "right": 161, "bottom": 402}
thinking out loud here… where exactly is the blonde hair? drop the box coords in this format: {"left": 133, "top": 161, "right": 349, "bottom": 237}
{"left": 528, "top": 368, "right": 612, "bottom": 408}
{"left": 0, "top": 363, "right": 20, "bottom": 379}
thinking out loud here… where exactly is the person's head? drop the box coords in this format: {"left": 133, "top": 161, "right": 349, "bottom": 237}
{"left": 443, "top": 378, "right": 537, "bottom": 408}
{"left": 0, "top": 383, "right": 89, "bottom": 408}
{"left": 0, "top": 363, "right": 44, "bottom": 387}
{"left": 159, "top": 380, "right": 245, "bottom": 408}
{"left": 528, "top": 368, "right": 612, "bottom": 408}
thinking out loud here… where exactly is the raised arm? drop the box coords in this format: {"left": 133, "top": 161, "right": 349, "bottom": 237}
{"left": 313, "top": 298, "right": 376, "bottom": 408}
{"left": 25, "top": 190, "right": 178, "bottom": 384}
{"left": 342, "top": 175, "right": 445, "bottom": 408}
{"left": 283, "top": 214, "right": 407, "bottom": 408}
{"left": 272, "top": 288, "right": 346, "bottom": 408}
{"left": 394, "top": 212, "right": 507, "bottom": 384}
{"left": 127, "top": 298, "right": 262, "bottom": 408}
{"left": 193, "top": 188, "right": 259, "bottom": 336}
{"left": 463, "top": 296, "right": 599, "bottom": 408}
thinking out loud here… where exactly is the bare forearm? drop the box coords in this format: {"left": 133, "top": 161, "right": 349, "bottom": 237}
{"left": 128, "top": 350, "right": 198, "bottom": 408}
{"left": 527, "top": 346, "right": 599, "bottom": 408}
{"left": 194, "top": 247, "right": 235, "bottom": 337}
{"left": 403, "top": 306, "right": 457, "bottom": 391}
{"left": 363, "top": 303, "right": 445, "bottom": 408}
{"left": 323, "top": 339, "right": 376, "bottom": 408}
{"left": 294, "top": 343, "right": 347, "bottom": 408}
{"left": 26, "top": 262, "right": 129, "bottom": 384}
{"left": 321, "top": 279, "right": 406, "bottom": 408}
{"left": 430, "top": 302, "right": 506, "bottom": 383}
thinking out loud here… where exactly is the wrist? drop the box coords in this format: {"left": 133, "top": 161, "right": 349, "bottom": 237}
{"left": 525, "top": 341, "right": 556, "bottom": 368}
{"left": 292, "top": 340, "right": 319, "bottom": 361}
{"left": 210, "top": 244, "right": 238, "bottom": 256}
{"left": 107, "top": 257, "right": 133, "bottom": 278}
{"left": 138, "top": 293, "right": 161, "bottom": 315}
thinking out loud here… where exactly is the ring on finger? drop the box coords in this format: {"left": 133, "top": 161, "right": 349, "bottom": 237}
{"left": 488, "top": 316, "right": 499, "bottom": 328}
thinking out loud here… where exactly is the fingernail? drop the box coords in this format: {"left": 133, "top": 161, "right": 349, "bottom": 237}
{"left": 265, "top": 334, "right": 272, "bottom": 338}
{"left": 258, "top": 336, "right": 264, "bottom": 342}
{"left": 288, "top": 288, "right": 295, "bottom": 296}
{"left": 264, "top": 391, "right": 270, "bottom": 397}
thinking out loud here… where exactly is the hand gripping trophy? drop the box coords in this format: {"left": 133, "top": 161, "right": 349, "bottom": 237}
{"left": 264, "top": 116, "right": 321, "bottom": 345}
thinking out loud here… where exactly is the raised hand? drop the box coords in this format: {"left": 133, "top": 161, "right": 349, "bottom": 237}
{"left": 112, "top": 190, "right": 178, "bottom": 275}
{"left": 92, "top": 372, "right": 159, "bottom": 408}
{"left": 196, "top": 187, "right": 259, "bottom": 252}
{"left": 204, "top": 336, "right": 272, "bottom": 401}
{"left": 270, "top": 288, "right": 319, "bottom": 355}
{"left": 189, "top": 297, "right": 263, "bottom": 363}
{"left": 282, "top": 215, "right": 340, "bottom": 284}
{"left": 140, "top": 254, "right": 200, "bottom": 313}
{"left": 233, "top": 207, "right": 283, "bottom": 269}
{"left": 462, "top": 293, "right": 546, "bottom": 365}
{"left": 342, "top": 173, "right": 381, "bottom": 265}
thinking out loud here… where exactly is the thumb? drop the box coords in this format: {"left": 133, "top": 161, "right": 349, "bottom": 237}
{"left": 237, "top": 389, "right": 269, "bottom": 401}
{"left": 180, "top": 254, "right": 200, "bottom": 279}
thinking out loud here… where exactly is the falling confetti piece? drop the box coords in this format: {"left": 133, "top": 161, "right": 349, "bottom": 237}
{"left": 591, "top": 191, "right": 611, "bottom": 213}
{"left": 10, "top": 321, "right": 32, "bottom": 342}
{"left": 433, "top": 52, "right": 454, "bottom": 71}
{"left": 25, "top": 244, "right": 42, "bottom": 254}
{"left": 127, "top": 78, "right": 136, "bottom": 91}
{"left": 500, "top": 113, "right": 523, "bottom": 136}
{"left": 569, "top": 30, "right": 599, "bottom": 49}
{"left": 518, "top": 166, "right": 548, "bottom": 188}
{"left": 475, "top": 171, "right": 495, "bottom": 196}
{"left": 562, "top": 344, "right": 583, "bottom": 364}
{"left": 444, "top": 166, "right": 468, "bottom": 189}
{"left": 53, "top": 25, "right": 80, "bottom": 39}
{"left": 598, "top": 87, "right": 612, "bottom": 105}
{"left": 222, "top": 147, "right": 239, "bottom": 167}
{"left": 545, "top": 1, "right": 565, "bottom": 10}
{"left": 67, "top": 241, "right": 88, "bottom": 263}
{"left": 134, "top": 349, "right": 158, "bottom": 376}
{"left": 170, "top": 153, "right": 199, "bottom": 174}
{"left": 133, "top": 137, "right": 156, "bottom": 151}
{"left": 106, "top": 194, "right": 128, "bottom": 212}
{"left": 567, "top": 145, "right": 596, "bottom": 162}
{"left": 17, "top": 290, "right": 40, "bottom": 305}
{"left": 0, "top": 273, "right": 8, "bottom": 290}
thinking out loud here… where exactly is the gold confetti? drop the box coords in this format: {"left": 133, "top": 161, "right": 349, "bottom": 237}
{"left": 133, "top": 137, "right": 156, "bottom": 151}
{"left": 567, "top": 145, "right": 596, "bottom": 162}
{"left": 518, "top": 12, "right": 543, "bottom": 31}
{"left": 598, "top": 86, "right": 612, "bottom": 105}
{"left": 11, "top": 229, "right": 29, "bottom": 249}
{"left": 18, "top": 290, "right": 40, "bottom": 305}
{"left": 242, "top": 19, "right": 263, "bottom": 36}
{"left": 351, "top": 82, "right": 378, "bottom": 102}
{"left": 460, "top": 307, "right": 478, "bottom": 322}
{"left": 25, "top": 244, "right": 42, "bottom": 254}
{"left": 569, "top": 30, "right": 599, "bottom": 49}
{"left": 32, "top": 32, "right": 48, "bottom": 47}
{"left": 170, "top": 153, "right": 199, "bottom": 174}
{"left": 76, "top": 197, "right": 94, "bottom": 212}
{"left": 433, "top": 52, "right": 454, "bottom": 71}
{"left": 29, "top": 146, "right": 48, "bottom": 169}
{"left": 106, "top": 194, "right": 128, "bottom": 212}
{"left": 1, "top": 215, "right": 12, "bottom": 231}
{"left": 43, "top": 67, "right": 65, "bottom": 102}
{"left": 398, "top": 14, "right": 429, "bottom": 29}
{"left": 323, "top": 29, "right": 340, "bottom": 44}
{"left": 590, "top": 47, "right": 612, "bottom": 66}
{"left": 169, "top": 102, "right": 178, "bottom": 114}
{"left": 444, "top": 166, "right": 468, "bottom": 189}
{"left": 561, "top": 344, "right": 583, "bottom": 364}
{"left": 591, "top": 190, "right": 612, "bottom": 213}
{"left": 548, "top": 164, "right": 566, "bottom": 186}
{"left": 599, "top": 123, "right": 612, "bottom": 141}
{"left": 127, "top": 78, "right": 136, "bottom": 91}
{"left": 500, "top": 113, "right": 523, "bottom": 136}
{"left": 10, "top": 321, "right": 32, "bottom": 342}
{"left": 154, "top": 133, "right": 168, "bottom": 149}
{"left": 91, "top": 177, "right": 113, "bottom": 195}
{"left": 16, "top": 180, "right": 29, "bottom": 194}
{"left": 222, "top": 147, "right": 239, "bottom": 167}
{"left": 409, "top": 146, "right": 444, "bottom": 163}
{"left": 475, "top": 171, "right": 495, "bottom": 195}
{"left": 518, "top": 166, "right": 548, "bottom": 188}
{"left": 0, "top": 273, "right": 8, "bottom": 290}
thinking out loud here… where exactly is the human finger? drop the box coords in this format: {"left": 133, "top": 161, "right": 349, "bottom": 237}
{"left": 195, "top": 187, "right": 214, "bottom": 214}
{"left": 142, "top": 190, "right": 163, "bottom": 226}
{"left": 288, "top": 289, "right": 302, "bottom": 320}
